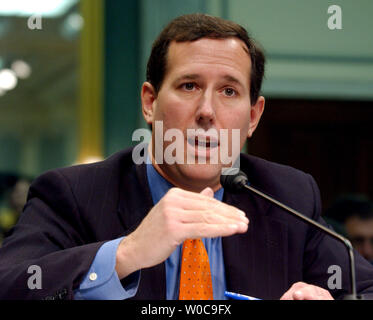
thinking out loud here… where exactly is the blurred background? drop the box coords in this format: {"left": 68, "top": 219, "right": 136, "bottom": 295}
{"left": 0, "top": 0, "right": 372, "bottom": 255}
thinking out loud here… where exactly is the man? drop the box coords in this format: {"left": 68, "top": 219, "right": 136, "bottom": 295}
{"left": 324, "top": 195, "right": 373, "bottom": 264}
{"left": 0, "top": 13, "right": 373, "bottom": 300}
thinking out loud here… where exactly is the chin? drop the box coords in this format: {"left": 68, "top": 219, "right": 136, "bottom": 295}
{"left": 178, "top": 163, "right": 222, "bottom": 187}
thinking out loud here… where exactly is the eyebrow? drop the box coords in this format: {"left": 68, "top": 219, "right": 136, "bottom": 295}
{"left": 222, "top": 75, "right": 243, "bottom": 87}
{"left": 174, "top": 74, "right": 200, "bottom": 83}
{"left": 174, "top": 74, "right": 244, "bottom": 87}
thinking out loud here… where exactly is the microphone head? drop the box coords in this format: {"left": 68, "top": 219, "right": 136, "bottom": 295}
{"left": 220, "top": 168, "right": 249, "bottom": 193}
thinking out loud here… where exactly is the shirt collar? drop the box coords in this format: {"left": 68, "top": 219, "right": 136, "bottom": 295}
{"left": 146, "top": 161, "right": 224, "bottom": 205}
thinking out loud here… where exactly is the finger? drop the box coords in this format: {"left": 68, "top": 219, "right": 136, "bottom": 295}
{"left": 293, "top": 287, "right": 331, "bottom": 300}
{"left": 170, "top": 188, "right": 247, "bottom": 221}
{"left": 175, "top": 207, "right": 249, "bottom": 226}
{"left": 292, "top": 290, "right": 305, "bottom": 300}
{"left": 165, "top": 188, "right": 221, "bottom": 211}
{"left": 169, "top": 188, "right": 231, "bottom": 209}
{"left": 175, "top": 195, "right": 247, "bottom": 222}
{"left": 280, "top": 291, "right": 293, "bottom": 300}
{"left": 165, "top": 188, "right": 248, "bottom": 225}
{"left": 280, "top": 282, "right": 307, "bottom": 300}
{"left": 315, "top": 289, "right": 334, "bottom": 300}
{"left": 182, "top": 220, "right": 248, "bottom": 239}
{"left": 173, "top": 190, "right": 220, "bottom": 207}
{"left": 200, "top": 187, "right": 214, "bottom": 197}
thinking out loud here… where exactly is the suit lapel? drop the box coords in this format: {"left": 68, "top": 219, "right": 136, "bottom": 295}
{"left": 223, "top": 190, "right": 288, "bottom": 300}
{"left": 117, "top": 158, "right": 166, "bottom": 299}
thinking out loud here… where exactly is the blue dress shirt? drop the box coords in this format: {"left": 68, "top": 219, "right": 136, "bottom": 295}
{"left": 74, "top": 162, "right": 227, "bottom": 300}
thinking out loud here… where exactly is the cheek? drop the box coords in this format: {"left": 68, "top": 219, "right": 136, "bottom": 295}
{"left": 219, "top": 109, "right": 250, "bottom": 132}
{"left": 216, "top": 114, "right": 249, "bottom": 154}
{"left": 231, "top": 112, "right": 250, "bottom": 148}
{"left": 155, "top": 95, "right": 192, "bottom": 130}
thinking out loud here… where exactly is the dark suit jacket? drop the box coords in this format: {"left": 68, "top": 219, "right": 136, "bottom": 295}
{"left": 0, "top": 147, "right": 373, "bottom": 300}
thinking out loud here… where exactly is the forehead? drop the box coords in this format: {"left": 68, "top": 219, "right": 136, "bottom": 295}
{"left": 165, "top": 38, "right": 252, "bottom": 84}
{"left": 346, "top": 216, "right": 373, "bottom": 235}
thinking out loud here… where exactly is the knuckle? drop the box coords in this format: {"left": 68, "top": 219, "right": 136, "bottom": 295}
{"left": 162, "top": 194, "right": 178, "bottom": 210}
{"left": 207, "top": 198, "right": 220, "bottom": 209}
{"left": 168, "top": 187, "right": 182, "bottom": 196}
{"left": 164, "top": 188, "right": 178, "bottom": 200}
{"left": 163, "top": 194, "right": 174, "bottom": 205}
{"left": 197, "top": 223, "right": 209, "bottom": 237}
{"left": 202, "top": 211, "right": 215, "bottom": 224}
{"left": 162, "top": 207, "right": 174, "bottom": 221}
{"left": 168, "top": 187, "right": 178, "bottom": 194}
{"left": 292, "top": 281, "right": 306, "bottom": 290}
{"left": 164, "top": 218, "right": 177, "bottom": 235}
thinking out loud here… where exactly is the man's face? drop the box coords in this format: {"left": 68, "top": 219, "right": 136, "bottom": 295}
{"left": 142, "top": 38, "right": 264, "bottom": 191}
{"left": 345, "top": 216, "right": 373, "bottom": 262}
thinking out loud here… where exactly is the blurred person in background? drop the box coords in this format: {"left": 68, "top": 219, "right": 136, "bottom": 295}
{"left": 324, "top": 194, "right": 373, "bottom": 265}
{"left": 0, "top": 175, "right": 32, "bottom": 245}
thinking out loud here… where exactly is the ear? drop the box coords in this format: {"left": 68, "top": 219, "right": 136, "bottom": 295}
{"left": 248, "top": 96, "right": 265, "bottom": 138}
{"left": 141, "top": 82, "right": 157, "bottom": 124}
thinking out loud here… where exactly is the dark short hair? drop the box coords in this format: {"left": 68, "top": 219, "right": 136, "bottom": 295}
{"left": 324, "top": 194, "right": 373, "bottom": 223}
{"left": 146, "top": 13, "right": 265, "bottom": 105}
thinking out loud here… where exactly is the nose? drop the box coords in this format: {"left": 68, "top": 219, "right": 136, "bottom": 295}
{"left": 195, "top": 90, "right": 216, "bottom": 128}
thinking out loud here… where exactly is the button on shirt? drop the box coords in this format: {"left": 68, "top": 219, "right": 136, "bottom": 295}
{"left": 74, "top": 162, "right": 227, "bottom": 300}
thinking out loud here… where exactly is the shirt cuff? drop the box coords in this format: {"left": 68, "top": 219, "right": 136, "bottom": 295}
{"left": 74, "top": 237, "right": 140, "bottom": 300}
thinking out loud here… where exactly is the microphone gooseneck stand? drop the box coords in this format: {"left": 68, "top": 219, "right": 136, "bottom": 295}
{"left": 220, "top": 169, "right": 363, "bottom": 300}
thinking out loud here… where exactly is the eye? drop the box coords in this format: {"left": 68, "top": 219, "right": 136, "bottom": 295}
{"left": 223, "top": 87, "right": 236, "bottom": 97}
{"left": 182, "top": 82, "right": 196, "bottom": 91}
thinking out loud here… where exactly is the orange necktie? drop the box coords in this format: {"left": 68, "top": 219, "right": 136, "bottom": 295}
{"left": 179, "top": 239, "right": 213, "bottom": 300}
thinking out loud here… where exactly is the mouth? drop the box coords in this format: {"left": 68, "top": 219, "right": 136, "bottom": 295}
{"left": 187, "top": 136, "right": 219, "bottom": 149}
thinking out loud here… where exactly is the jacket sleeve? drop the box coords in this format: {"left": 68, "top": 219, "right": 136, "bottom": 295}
{"left": 302, "top": 174, "right": 373, "bottom": 299}
{"left": 0, "top": 169, "right": 107, "bottom": 300}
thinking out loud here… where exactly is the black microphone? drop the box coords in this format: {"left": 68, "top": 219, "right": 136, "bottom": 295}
{"left": 220, "top": 168, "right": 362, "bottom": 300}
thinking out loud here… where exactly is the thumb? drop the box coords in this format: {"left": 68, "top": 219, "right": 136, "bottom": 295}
{"left": 200, "top": 187, "right": 214, "bottom": 198}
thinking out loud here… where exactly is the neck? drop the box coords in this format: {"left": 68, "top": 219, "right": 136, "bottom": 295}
{"left": 148, "top": 144, "right": 221, "bottom": 193}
